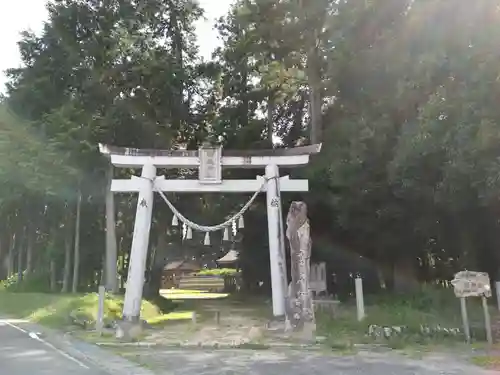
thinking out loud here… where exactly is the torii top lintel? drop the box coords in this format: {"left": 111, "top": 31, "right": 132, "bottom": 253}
{"left": 99, "top": 143, "right": 322, "bottom": 169}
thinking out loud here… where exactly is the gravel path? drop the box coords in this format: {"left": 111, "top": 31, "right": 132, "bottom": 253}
{"left": 119, "top": 348, "right": 498, "bottom": 375}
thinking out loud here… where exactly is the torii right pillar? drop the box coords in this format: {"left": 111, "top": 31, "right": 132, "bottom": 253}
{"left": 266, "top": 164, "right": 288, "bottom": 318}
{"left": 264, "top": 144, "right": 321, "bottom": 319}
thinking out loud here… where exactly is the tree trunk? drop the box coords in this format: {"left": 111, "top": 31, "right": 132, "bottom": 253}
{"left": 50, "top": 260, "right": 56, "bottom": 292}
{"left": 169, "top": 5, "right": 185, "bottom": 135}
{"left": 105, "top": 165, "right": 118, "bottom": 293}
{"left": 8, "top": 233, "right": 16, "bottom": 278}
{"left": 26, "top": 225, "right": 34, "bottom": 277}
{"left": 268, "top": 96, "right": 275, "bottom": 146}
{"left": 118, "top": 236, "right": 125, "bottom": 290}
{"left": 377, "top": 265, "right": 387, "bottom": 290}
{"left": 61, "top": 219, "right": 73, "bottom": 293}
{"left": 16, "top": 227, "right": 26, "bottom": 284}
{"left": 0, "top": 234, "right": 4, "bottom": 280}
{"left": 100, "top": 255, "right": 106, "bottom": 286}
{"left": 393, "top": 258, "right": 419, "bottom": 293}
{"left": 144, "top": 230, "right": 163, "bottom": 298}
{"left": 72, "top": 191, "right": 82, "bottom": 293}
{"left": 307, "top": 48, "right": 322, "bottom": 145}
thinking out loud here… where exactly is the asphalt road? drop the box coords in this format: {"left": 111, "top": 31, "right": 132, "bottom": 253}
{"left": 0, "top": 320, "right": 109, "bottom": 375}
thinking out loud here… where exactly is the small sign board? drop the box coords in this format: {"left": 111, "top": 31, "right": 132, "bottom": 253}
{"left": 199, "top": 145, "right": 222, "bottom": 184}
{"left": 451, "top": 271, "right": 491, "bottom": 298}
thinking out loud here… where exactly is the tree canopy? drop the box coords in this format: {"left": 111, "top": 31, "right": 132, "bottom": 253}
{"left": 1, "top": 0, "right": 500, "bottom": 296}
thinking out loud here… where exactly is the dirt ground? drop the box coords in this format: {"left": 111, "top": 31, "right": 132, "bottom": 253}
{"left": 142, "top": 297, "right": 278, "bottom": 347}
{"left": 98, "top": 295, "right": 500, "bottom": 374}
{"left": 117, "top": 347, "right": 496, "bottom": 375}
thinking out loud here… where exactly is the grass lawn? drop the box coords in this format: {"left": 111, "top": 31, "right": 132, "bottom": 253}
{"left": 0, "top": 287, "right": 234, "bottom": 334}
{"left": 471, "top": 351, "right": 500, "bottom": 369}
{"left": 0, "top": 291, "right": 193, "bottom": 329}
{"left": 2, "top": 287, "right": 491, "bottom": 354}
{"left": 317, "top": 289, "right": 496, "bottom": 351}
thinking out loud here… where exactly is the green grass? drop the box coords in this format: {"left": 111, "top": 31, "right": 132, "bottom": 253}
{"left": 197, "top": 268, "right": 238, "bottom": 276}
{"left": 159, "top": 288, "right": 229, "bottom": 300}
{"left": 146, "top": 311, "right": 194, "bottom": 325}
{"left": 471, "top": 355, "right": 500, "bottom": 369}
{"left": 0, "top": 292, "right": 191, "bottom": 328}
{"left": 73, "top": 330, "right": 116, "bottom": 343}
{"left": 318, "top": 288, "right": 494, "bottom": 350}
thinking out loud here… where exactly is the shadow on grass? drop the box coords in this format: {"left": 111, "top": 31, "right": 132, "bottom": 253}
{"left": 147, "top": 295, "right": 177, "bottom": 314}
{"left": 0, "top": 292, "right": 64, "bottom": 320}
{"left": 0, "top": 291, "right": 185, "bottom": 329}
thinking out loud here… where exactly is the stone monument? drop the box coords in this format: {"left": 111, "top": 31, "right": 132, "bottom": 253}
{"left": 285, "top": 201, "right": 316, "bottom": 340}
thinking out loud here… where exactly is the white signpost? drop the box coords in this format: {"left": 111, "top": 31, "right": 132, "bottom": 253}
{"left": 451, "top": 270, "right": 493, "bottom": 345}
{"left": 100, "top": 143, "right": 321, "bottom": 323}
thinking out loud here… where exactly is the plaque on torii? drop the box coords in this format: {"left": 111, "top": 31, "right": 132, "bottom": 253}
{"left": 198, "top": 145, "right": 222, "bottom": 184}
{"left": 100, "top": 143, "right": 321, "bottom": 322}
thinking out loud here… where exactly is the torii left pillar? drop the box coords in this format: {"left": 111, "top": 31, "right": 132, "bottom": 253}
{"left": 122, "top": 163, "right": 156, "bottom": 321}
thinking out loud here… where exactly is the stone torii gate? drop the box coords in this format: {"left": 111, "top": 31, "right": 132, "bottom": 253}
{"left": 100, "top": 143, "right": 321, "bottom": 322}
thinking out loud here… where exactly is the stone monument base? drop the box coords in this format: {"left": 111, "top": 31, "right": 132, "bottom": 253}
{"left": 297, "top": 321, "right": 316, "bottom": 342}
{"left": 115, "top": 319, "right": 144, "bottom": 341}
{"left": 265, "top": 315, "right": 287, "bottom": 332}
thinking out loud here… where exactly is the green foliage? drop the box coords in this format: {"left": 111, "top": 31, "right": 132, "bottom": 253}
{"left": 0, "top": 272, "right": 51, "bottom": 293}
{"left": 0, "top": 274, "right": 20, "bottom": 291}
{"left": 197, "top": 268, "right": 239, "bottom": 276}
{"left": 306, "top": 0, "right": 500, "bottom": 283}
{"left": 0, "top": 0, "right": 208, "bottom": 291}
{"left": 364, "top": 287, "right": 458, "bottom": 313}
{"left": 2, "top": 0, "right": 500, "bottom": 297}
{"left": 0, "top": 104, "right": 79, "bottom": 196}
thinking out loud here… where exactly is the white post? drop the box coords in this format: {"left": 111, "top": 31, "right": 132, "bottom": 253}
{"left": 266, "top": 164, "right": 287, "bottom": 317}
{"left": 355, "top": 276, "right": 365, "bottom": 321}
{"left": 122, "top": 163, "right": 156, "bottom": 321}
{"left": 496, "top": 281, "right": 500, "bottom": 311}
{"left": 460, "top": 297, "right": 471, "bottom": 344}
{"left": 96, "top": 285, "right": 106, "bottom": 334}
{"left": 482, "top": 296, "right": 493, "bottom": 346}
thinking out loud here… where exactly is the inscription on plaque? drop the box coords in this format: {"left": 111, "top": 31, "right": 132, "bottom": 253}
{"left": 199, "top": 146, "right": 222, "bottom": 184}
{"left": 451, "top": 271, "right": 491, "bottom": 298}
